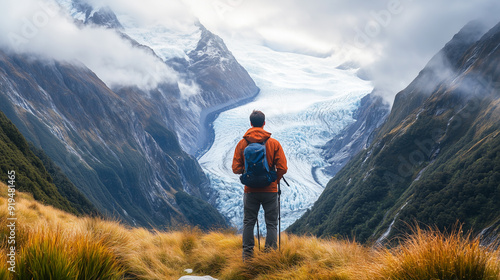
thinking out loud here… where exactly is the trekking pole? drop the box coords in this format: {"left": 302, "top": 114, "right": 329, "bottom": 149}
{"left": 278, "top": 180, "right": 281, "bottom": 252}
{"left": 282, "top": 177, "right": 290, "bottom": 187}
{"left": 279, "top": 177, "right": 290, "bottom": 252}
{"left": 256, "top": 217, "right": 260, "bottom": 251}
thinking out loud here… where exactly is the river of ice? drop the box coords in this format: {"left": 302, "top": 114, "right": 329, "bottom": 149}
{"left": 199, "top": 42, "right": 373, "bottom": 232}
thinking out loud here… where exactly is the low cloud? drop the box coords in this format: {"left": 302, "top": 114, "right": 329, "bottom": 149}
{"left": 0, "top": 0, "right": 179, "bottom": 90}
{"left": 84, "top": 0, "right": 197, "bottom": 33}
{"left": 186, "top": 0, "right": 500, "bottom": 103}
{"left": 2, "top": 0, "right": 499, "bottom": 100}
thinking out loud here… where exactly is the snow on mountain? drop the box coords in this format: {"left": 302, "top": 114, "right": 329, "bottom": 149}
{"left": 53, "top": 0, "right": 258, "bottom": 155}
{"left": 56, "top": 0, "right": 86, "bottom": 21}
{"left": 1, "top": 0, "right": 257, "bottom": 228}
{"left": 199, "top": 42, "right": 373, "bottom": 231}
{"left": 56, "top": 0, "right": 201, "bottom": 61}
{"left": 107, "top": 13, "right": 201, "bottom": 61}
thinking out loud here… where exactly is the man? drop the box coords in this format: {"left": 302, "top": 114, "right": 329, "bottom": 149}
{"left": 232, "top": 110, "right": 288, "bottom": 261}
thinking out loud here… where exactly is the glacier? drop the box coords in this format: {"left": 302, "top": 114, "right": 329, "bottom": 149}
{"left": 199, "top": 42, "right": 374, "bottom": 232}
{"left": 47, "top": 0, "right": 373, "bottom": 231}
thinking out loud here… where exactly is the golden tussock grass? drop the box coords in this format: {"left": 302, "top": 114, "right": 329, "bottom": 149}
{"left": 365, "top": 225, "right": 500, "bottom": 280}
{"left": 1, "top": 182, "right": 499, "bottom": 280}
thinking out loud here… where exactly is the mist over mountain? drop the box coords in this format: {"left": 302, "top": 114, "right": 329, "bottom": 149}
{"left": 0, "top": 0, "right": 257, "bottom": 229}
{"left": 289, "top": 20, "right": 500, "bottom": 243}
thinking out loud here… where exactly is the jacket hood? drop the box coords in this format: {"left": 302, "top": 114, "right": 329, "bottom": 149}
{"left": 243, "top": 127, "right": 271, "bottom": 143}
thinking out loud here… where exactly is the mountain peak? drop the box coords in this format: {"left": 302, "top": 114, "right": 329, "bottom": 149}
{"left": 439, "top": 20, "right": 489, "bottom": 69}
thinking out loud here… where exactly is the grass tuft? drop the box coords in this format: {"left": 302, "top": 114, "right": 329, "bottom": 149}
{"left": 1, "top": 183, "right": 499, "bottom": 280}
{"left": 72, "top": 236, "right": 125, "bottom": 280}
{"left": 16, "top": 232, "right": 76, "bottom": 280}
{"left": 368, "top": 225, "right": 500, "bottom": 280}
{"left": 0, "top": 253, "right": 10, "bottom": 280}
{"left": 15, "top": 226, "right": 124, "bottom": 280}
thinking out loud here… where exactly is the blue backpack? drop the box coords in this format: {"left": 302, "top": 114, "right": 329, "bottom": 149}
{"left": 240, "top": 140, "right": 278, "bottom": 188}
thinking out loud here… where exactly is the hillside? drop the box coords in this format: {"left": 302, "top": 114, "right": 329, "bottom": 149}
{"left": 0, "top": 0, "right": 259, "bottom": 230}
{"left": 0, "top": 48, "right": 228, "bottom": 229}
{"left": 0, "top": 110, "right": 95, "bottom": 215}
{"left": 1, "top": 184, "right": 499, "bottom": 280}
{"left": 288, "top": 20, "right": 500, "bottom": 243}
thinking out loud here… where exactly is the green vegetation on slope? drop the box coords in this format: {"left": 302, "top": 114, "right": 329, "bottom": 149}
{"left": 393, "top": 99, "right": 500, "bottom": 238}
{"left": 0, "top": 110, "right": 96, "bottom": 215}
{"left": 175, "top": 191, "right": 227, "bottom": 230}
{"left": 288, "top": 22, "right": 500, "bottom": 243}
{"left": 0, "top": 51, "right": 226, "bottom": 230}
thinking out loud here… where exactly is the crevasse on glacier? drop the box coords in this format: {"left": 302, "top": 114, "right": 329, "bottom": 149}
{"left": 54, "top": 0, "right": 373, "bottom": 231}
{"left": 199, "top": 42, "right": 373, "bottom": 232}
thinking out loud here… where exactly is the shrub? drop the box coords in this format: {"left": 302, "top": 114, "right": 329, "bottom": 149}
{"left": 16, "top": 236, "right": 76, "bottom": 280}
{"left": 371, "top": 225, "right": 500, "bottom": 280}
{"left": 15, "top": 227, "right": 124, "bottom": 280}
{"left": 72, "top": 237, "right": 125, "bottom": 280}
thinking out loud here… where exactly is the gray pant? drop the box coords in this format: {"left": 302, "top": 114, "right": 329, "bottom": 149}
{"left": 242, "top": 192, "right": 278, "bottom": 260}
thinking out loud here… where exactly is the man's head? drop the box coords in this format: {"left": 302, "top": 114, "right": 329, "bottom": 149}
{"left": 250, "top": 110, "right": 265, "bottom": 127}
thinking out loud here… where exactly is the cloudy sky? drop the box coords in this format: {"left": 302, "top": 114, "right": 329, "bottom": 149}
{"left": 185, "top": 0, "right": 500, "bottom": 98}
{"left": 1, "top": 0, "right": 499, "bottom": 99}
{"left": 0, "top": 0, "right": 180, "bottom": 90}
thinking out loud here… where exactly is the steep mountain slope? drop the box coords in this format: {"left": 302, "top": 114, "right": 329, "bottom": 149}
{"left": 114, "top": 24, "right": 259, "bottom": 156}
{"left": 0, "top": 0, "right": 258, "bottom": 229}
{"left": 322, "top": 92, "right": 390, "bottom": 176}
{"left": 288, "top": 20, "right": 500, "bottom": 243}
{"left": 169, "top": 24, "right": 261, "bottom": 155}
{"left": 0, "top": 110, "right": 96, "bottom": 215}
{"left": 0, "top": 50, "right": 225, "bottom": 229}
{"left": 59, "top": 0, "right": 259, "bottom": 154}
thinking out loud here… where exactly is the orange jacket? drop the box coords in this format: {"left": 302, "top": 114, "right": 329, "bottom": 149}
{"left": 232, "top": 127, "right": 287, "bottom": 193}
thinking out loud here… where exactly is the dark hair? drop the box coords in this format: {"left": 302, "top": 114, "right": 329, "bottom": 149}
{"left": 250, "top": 110, "right": 265, "bottom": 127}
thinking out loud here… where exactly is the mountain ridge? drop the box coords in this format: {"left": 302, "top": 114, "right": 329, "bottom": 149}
{"left": 288, "top": 20, "right": 500, "bottom": 243}
{"left": 0, "top": 0, "right": 261, "bottom": 229}
{"left": 0, "top": 46, "right": 226, "bottom": 229}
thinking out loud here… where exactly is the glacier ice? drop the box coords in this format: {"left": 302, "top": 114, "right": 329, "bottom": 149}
{"left": 49, "top": 0, "right": 374, "bottom": 232}
{"left": 199, "top": 42, "right": 373, "bottom": 232}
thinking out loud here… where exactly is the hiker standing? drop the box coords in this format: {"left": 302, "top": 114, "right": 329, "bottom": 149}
{"left": 232, "top": 110, "right": 288, "bottom": 261}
